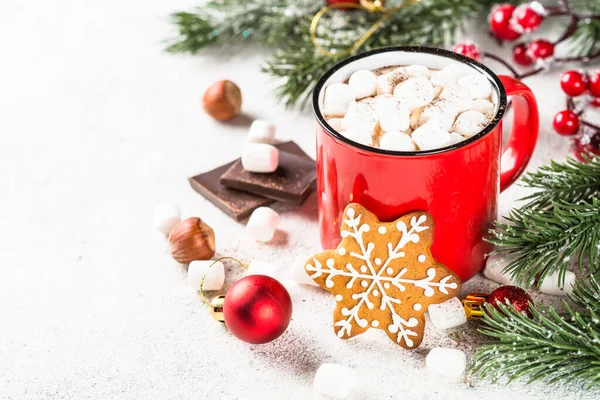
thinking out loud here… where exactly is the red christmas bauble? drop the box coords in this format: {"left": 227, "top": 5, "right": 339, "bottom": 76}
{"left": 489, "top": 4, "right": 521, "bottom": 41}
{"left": 528, "top": 39, "right": 554, "bottom": 60}
{"left": 512, "top": 43, "right": 533, "bottom": 66}
{"left": 512, "top": 3, "right": 545, "bottom": 32}
{"left": 451, "top": 41, "right": 481, "bottom": 61}
{"left": 326, "top": 0, "right": 360, "bottom": 8}
{"left": 223, "top": 275, "right": 292, "bottom": 344}
{"left": 553, "top": 110, "right": 580, "bottom": 136}
{"left": 588, "top": 71, "right": 600, "bottom": 97}
{"left": 560, "top": 70, "right": 588, "bottom": 97}
{"left": 487, "top": 285, "right": 532, "bottom": 317}
{"left": 572, "top": 131, "right": 600, "bottom": 161}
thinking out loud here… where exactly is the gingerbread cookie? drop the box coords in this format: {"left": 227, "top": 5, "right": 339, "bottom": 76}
{"left": 305, "top": 203, "right": 461, "bottom": 349}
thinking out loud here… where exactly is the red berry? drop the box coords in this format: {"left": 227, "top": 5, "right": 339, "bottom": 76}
{"left": 489, "top": 4, "right": 521, "bottom": 41}
{"left": 451, "top": 41, "right": 481, "bottom": 61}
{"left": 528, "top": 39, "right": 554, "bottom": 59}
{"left": 326, "top": 0, "right": 360, "bottom": 9}
{"left": 553, "top": 110, "right": 580, "bottom": 136}
{"left": 572, "top": 131, "right": 600, "bottom": 161}
{"left": 590, "top": 98, "right": 600, "bottom": 108}
{"left": 512, "top": 3, "right": 545, "bottom": 32}
{"left": 560, "top": 70, "right": 588, "bottom": 97}
{"left": 588, "top": 71, "right": 600, "bottom": 97}
{"left": 512, "top": 43, "right": 533, "bottom": 66}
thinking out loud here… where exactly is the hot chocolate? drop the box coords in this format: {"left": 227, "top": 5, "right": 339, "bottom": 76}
{"left": 322, "top": 63, "right": 497, "bottom": 151}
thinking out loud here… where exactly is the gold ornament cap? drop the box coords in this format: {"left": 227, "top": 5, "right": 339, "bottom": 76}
{"left": 210, "top": 295, "right": 226, "bottom": 322}
{"left": 462, "top": 293, "right": 488, "bottom": 320}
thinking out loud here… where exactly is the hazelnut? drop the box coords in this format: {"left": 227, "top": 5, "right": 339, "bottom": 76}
{"left": 168, "top": 217, "right": 216, "bottom": 263}
{"left": 202, "top": 80, "right": 242, "bottom": 121}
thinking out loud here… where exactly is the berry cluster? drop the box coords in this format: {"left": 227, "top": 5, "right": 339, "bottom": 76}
{"left": 451, "top": 1, "right": 600, "bottom": 162}
{"left": 554, "top": 70, "right": 600, "bottom": 160}
{"left": 489, "top": 2, "right": 553, "bottom": 66}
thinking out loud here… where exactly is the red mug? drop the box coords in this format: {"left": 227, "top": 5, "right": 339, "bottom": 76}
{"left": 312, "top": 47, "right": 539, "bottom": 282}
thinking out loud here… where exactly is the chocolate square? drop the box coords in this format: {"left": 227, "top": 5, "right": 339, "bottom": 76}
{"left": 188, "top": 141, "right": 312, "bottom": 220}
{"left": 219, "top": 149, "right": 316, "bottom": 204}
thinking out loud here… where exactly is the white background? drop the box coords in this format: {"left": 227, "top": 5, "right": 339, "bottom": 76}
{"left": 1, "top": 1, "right": 598, "bottom": 399}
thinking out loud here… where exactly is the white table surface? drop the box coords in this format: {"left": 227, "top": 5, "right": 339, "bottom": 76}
{"left": 1, "top": 1, "right": 599, "bottom": 399}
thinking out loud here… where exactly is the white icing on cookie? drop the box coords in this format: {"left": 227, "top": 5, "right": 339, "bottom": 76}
{"left": 305, "top": 205, "right": 460, "bottom": 347}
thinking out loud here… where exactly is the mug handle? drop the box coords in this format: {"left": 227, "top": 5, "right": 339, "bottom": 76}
{"left": 498, "top": 75, "right": 539, "bottom": 192}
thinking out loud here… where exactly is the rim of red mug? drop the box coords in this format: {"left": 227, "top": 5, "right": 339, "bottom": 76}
{"left": 312, "top": 46, "right": 508, "bottom": 157}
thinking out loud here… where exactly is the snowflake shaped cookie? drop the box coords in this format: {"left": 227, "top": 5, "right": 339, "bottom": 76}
{"left": 305, "top": 203, "right": 461, "bottom": 349}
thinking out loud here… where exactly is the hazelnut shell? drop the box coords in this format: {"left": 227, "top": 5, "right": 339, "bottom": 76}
{"left": 168, "top": 217, "right": 216, "bottom": 263}
{"left": 202, "top": 80, "right": 242, "bottom": 121}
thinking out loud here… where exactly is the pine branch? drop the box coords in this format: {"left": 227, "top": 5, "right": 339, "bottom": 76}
{"left": 490, "top": 154, "right": 600, "bottom": 288}
{"left": 519, "top": 154, "right": 600, "bottom": 209}
{"left": 166, "top": 1, "right": 318, "bottom": 53}
{"left": 490, "top": 198, "right": 600, "bottom": 288}
{"left": 563, "top": 0, "right": 600, "bottom": 57}
{"left": 471, "top": 276, "right": 600, "bottom": 389}
{"left": 166, "top": 0, "right": 600, "bottom": 107}
{"left": 264, "top": 0, "right": 501, "bottom": 107}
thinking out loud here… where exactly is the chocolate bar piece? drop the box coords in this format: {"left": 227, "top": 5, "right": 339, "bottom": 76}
{"left": 188, "top": 141, "right": 311, "bottom": 220}
{"left": 220, "top": 150, "right": 316, "bottom": 204}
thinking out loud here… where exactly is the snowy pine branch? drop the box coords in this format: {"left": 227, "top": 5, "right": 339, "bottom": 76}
{"left": 471, "top": 275, "right": 600, "bottom": 389}
{"left": 490, "top": 154, "right": 600, "bottom": 288}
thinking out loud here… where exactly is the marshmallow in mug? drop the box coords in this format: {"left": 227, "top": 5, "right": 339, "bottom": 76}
{"left": 322, "top": 62, "right": 498, "bottom": 152}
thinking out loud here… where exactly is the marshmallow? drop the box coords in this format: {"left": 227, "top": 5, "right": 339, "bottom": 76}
{"left": 247, "top": 260, "right": 280, "bottom": 279}
{"left": 247, "top": 120, "right": 276, "bottom": 144}
{"left": 344, "top": 129, "right": 372, "bottom": 146}
{"left": 491, "top": 89, "right": 499, "bottom": 109}
{"left": 376, "top": 69, "right": 409, "bottom": 95}
{"left": 539, "top": 270, "right": 576, "bottom": 296}
{"left": 405, "top": 64, "right": 430, "bottom": 78}
{"left": 358, "top": 96, "right": 377, "bottom": 108}
{"left": 394, "top": 76, "right": 435, "bottom": 111}
{"left": 377, "top": 95, "right": 410, "bottom": 132}
{"left": 153, "top": 202, "right": 181, "bottom": 236}
{"left": 449, "top": 132, "right": 464, "bottom": 145}
{"left": 246, "top": 207, "right": 280, "bottom": 242}
{"left": 348, "top": 70, "right": 377, "bottom": 99}
{"left": 419, "top": 99, "right": 459, "bottom": 131}
{"left": 187, "top": 260, "right": 225, "bottom": 291}
{"left": 323, "top": 83, "right": 356, "bottom": 117}
{"left": 291, "top": 255, "right": 319, "bottom": 286}
{"left": 428, "top": 297, "right": 467, "bottom": 330}
{"left": 241, "top": 143, "right": 279, "bottom": 173}
{"left": 426, "top": 348, "right": 467, "bottom": 378}
{"left": 439, "top": 85, "right": 473, "bottom": 112}
{"left": 452, "top": 111, "right": 488, "bottom": 138}
{"left": 410, "top": 107, "right": 425, "bottom": 129}
{"left": 458, "top": 74, "right": 493, "bottom": 99}
{"left": 469, "top": 99, "right": 496, "bottom": 117}
{"left": 379, "top": 131, "right": 417, "bottom": 151}
{"left": 483, "top": 254, "right": 517, "bottom": 286}
{"left": 327, "top": 118, "right": 344, "bottom": 132}
{"left": 342, "top": 101, "right": 377, "bottom": 145}
{"left": 313, "top": 363, "right": 357, "bottom": 399}
{"left": 411, "top": 119, "right": 453, "bottom": 151}
{"left": 431, "top": 63, "right": 472, "bottom": 87}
